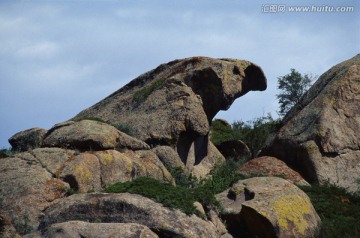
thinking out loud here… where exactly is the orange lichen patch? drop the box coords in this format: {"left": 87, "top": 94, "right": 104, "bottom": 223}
{"left": 45, "top": 179, "right": 68, "bottom": 199}
{"left": 336, "top": 196, "right": 350, "bottom": 204}
{"left": 238, "top": 156, "right": 308, "bottom": 185}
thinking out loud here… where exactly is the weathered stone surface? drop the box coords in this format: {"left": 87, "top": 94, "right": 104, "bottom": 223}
{"left": 216, "top": 177, "right": 321, "bottom": 238}
{"left": 56, "top": 149, "right": 173, "bottom": 193}
{"left": 43, "top": 120, "right": 149, "bottom": 151}
{"left": 216, "top": 139, "right": 252, "bottom": 161}
{"left": 60, "top": 153, "right": 102, "bottom": 193}
{"left": 0, "top": 214, "right": 20, "bottom": 238}
{"left": 25, "top": 221, "right": 158, "bottom": 238}
{"left": 191, "top": 141, "right": 225, "bottom": 178}
{"left": 9, "top": 128, "right": 47, "bottom": 152}
{"left": 39, "top": 193, "right": 219, "bottom": 238}
{"left": 0, "top": 157, "right": 68, "bottom": 235}
{"left": 29, "top": 148, "right": 75, "bottom": 177}
{"left": 237, "top": 156, "right": 309, "bottom": 186}
{"left": 130, "top": 150, "right": 174, "bottom": 182}
{"left": 73, "top": 57, "right": 266, "bottom": 172}
{"left": 152, "top": 145, "right": 185, "bottom": 169}
{"left": 261, "top": 54, "right": 360, "bottom": 192}
{"left": 95, "top": 149, "right": 173, "bottom": 186}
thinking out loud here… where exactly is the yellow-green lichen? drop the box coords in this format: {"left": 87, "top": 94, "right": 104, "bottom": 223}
{"left": 75, "top": 165, "right": 93, "bottom": 183}
{"left": 272, "top": 195, "right": 312, "bottom": 235}
{"left": 99, "top": 153, "right": 114, "bottom": 166}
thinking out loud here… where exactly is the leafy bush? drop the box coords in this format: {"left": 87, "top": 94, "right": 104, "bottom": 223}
{"left": 105, "top": 176, "right": 198, "bottom": 215}
{"left": 299, "top": 183, "right": 360, "bottom": 238}
{"left": 0, "top": 148, "right": 14, "bottom": 158}
{"left": 277, "top": 69, "right": 314, "bottom": 117}
{"left": 105, "top": 159, "right": 245, "bottom": 216}
{"left": 211, "top": 115, "right": 281, "bottom": 157}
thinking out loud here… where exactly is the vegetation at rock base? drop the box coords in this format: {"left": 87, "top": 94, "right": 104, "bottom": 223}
{"left": 277, "top": 68, "right": 314, "bottom": 117}
{"left": 211, "top": 114, "right": 281, "bottom": 157}
{"left": 114, "top": 123, "right": 135, "bottom": 136}
{"left": 133, "top": 78, "right": 166, "bottom": 103}
{"left": 105, "top": 159, "right": 246, "bottom": 216}
{"left": 0, "top": 148, "right": 14, "bottom": 158}
{"left": 299, "top": 183, "right": 360, "bottom": 238}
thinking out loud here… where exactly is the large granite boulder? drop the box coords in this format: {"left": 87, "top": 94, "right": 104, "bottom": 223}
{"left": 73, "top": 57, "right": 267, "bottom": 174}
{"left": 43, "top": 120, "right": 149, "bottom": 151}
{"left": 237, "top": 156, "right": 309, "bottom": 186}
{"left": 38, "top": 193, "right": 221, "bottom": 238}
{"left": 216, "top": 177, "right": 321, "bottom": 238}
{"left": 0, "top": 157, "right": 68, "bottom": 235}
{"left": 24, "top": 221, "right": 158, "bottom": 238}
{"left": 9, "top": 128, "right": 47, "bottom": 152}
{"left": 261, "top": 54, "right": 360, "bottom": 192}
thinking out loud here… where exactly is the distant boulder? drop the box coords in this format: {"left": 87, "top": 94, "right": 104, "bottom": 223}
{"left": 261, "top": 54, "right": 360, "bottom": 192}
{"left": 216, "top": 139, "right": 252, "bottom": 161}
{"left": 9, "top": 127, "right": 47, "bottom": 152}
{"left": 237, "top": 156, "right": 309, "bottom": 186}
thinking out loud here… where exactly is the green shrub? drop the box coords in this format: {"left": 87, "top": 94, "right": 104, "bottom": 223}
{"left": 105, "top": 159, "right": 245, "bottom": 216}
{"left": 105, "top": 176, "right": 198, "bottom": 215}
{"left": 0, "top": 148, "right": 14, "bottom": 158}
{"left": 133, "top": 78, "right": 166, "bottom": 103}
{"left": 299, "top": 183, "right": 360, "bottom": 238}
{"left": 211, "top": 115, "right": 281, "bottom": 157}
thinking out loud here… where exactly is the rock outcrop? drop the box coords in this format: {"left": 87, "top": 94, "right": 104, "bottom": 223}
{"left": 9, "top": 128, "right": 47, "bottom": 152}
{"left": 0, "top": 148, "right": 173, "bottom": 233}
{"left": 43, "top": 120, "right": 150, "bottom": 151}
{"left": 216, "top": 177, "right": 321, "bottom": 238}
{"left": 261, "top": 54, "right": 360, "bottom": 192}
{"left": 3, "top": 56, "right": 271, "bottom": 237}
{"left": 73, "top": 57, "right": 267, "bottom": 174}
{"left": 38, "top": 193, "right": 221, "bottom": 238}
{"left": 237, "top": 156, "right": 309, "bottom": 186}
{"left": 0, "top": 156, "right": 68, "bottom": 235}
{"left": 24, "top": 221, "right": 159, "bottom": 238}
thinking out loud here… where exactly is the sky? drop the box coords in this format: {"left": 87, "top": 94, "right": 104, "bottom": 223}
{"left": 0, "top": 0, "right": 359, "bottom": 148}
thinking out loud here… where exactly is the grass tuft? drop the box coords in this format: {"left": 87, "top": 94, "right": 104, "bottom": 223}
{"left": 133, "top": 78, "right": 166, "bottom": 103}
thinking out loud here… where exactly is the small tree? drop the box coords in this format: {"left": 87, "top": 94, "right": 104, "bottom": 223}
{"left": 277, "top": 69, "right": 314, "bottom": 117}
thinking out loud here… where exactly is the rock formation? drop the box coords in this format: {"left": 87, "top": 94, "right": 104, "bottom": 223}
{"left": 261, "top": 54, "right": 360, "bottom": 192}
{"left": 34, "top": 193, "right": 221, "bottom": 238}
{"left": 0, "top": 57, "right": 324, "bottom": 238}
{"left": 73, "top": 57, "right": 267, "bottom": 174}
{"left": 216, "top": 177, "right": 321, "bottom": 238}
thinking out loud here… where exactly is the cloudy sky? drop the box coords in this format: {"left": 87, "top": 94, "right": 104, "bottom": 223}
{"left": 0, "top": 0, "right": 359, "bottom": 148}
